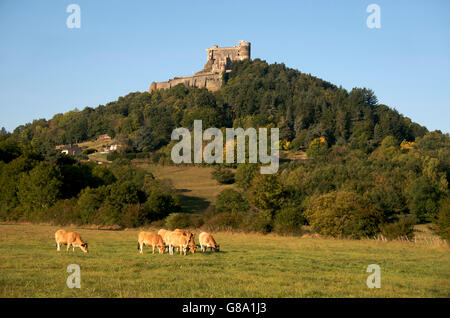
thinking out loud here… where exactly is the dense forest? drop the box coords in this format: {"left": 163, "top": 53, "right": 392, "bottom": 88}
{"left": 1, "top": 59, "right": 449, "bottom": 239}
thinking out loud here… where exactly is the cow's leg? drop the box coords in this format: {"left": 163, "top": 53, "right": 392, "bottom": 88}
{"left": 139, "top": 242, "right": 143, "bottom": 254}
{"left": 152, "top": 245, "right": 155, "bottom": 254}
{"left": 201, "top": 244, "right": 205, "bottom": 253}
{"left": 66, "top": 243, "right": 70, "bottom": 252}
{"left": 56, "top": 242, "right": 60, "bottom": 251}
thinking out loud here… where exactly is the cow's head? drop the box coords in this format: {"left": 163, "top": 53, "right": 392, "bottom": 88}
{"left": 158, "top": 244, "right": 166, "bottom": 254}
{"left": 189, "top": 242, "right": 196, "bottom": 254}
{"left": 188, "top": 237, "right": 196, "bottom": 253}
{"left": 80, "top": 242, "right": 88, "bottom": 253}
{"left": 213, "top": 244, "right": 220, "bottom": 252}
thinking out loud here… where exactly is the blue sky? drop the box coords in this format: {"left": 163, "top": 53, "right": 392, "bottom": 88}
{"left": 0, "top": 0, "right": 449, "bottom": 133}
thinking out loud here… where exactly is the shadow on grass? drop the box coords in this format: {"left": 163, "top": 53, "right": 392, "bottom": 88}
{"left": 177, "top": 194, "right": 210, "bottom": 213}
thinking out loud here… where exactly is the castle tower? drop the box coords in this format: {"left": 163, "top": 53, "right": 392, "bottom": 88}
{"left": 238, "top": 40, "right": 251, "bottom": 60}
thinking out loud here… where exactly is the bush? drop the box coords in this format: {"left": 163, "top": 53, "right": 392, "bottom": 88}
{"left": 216, "top": 189, "right": 249, "bottom": 214}
{"left": 143, "top": 192, "right": 180, "bottom": 223}
{"left": 305, "top": 191, "right": 382, "bottom": 238}
{"left": 273, "top": 204, "right": 305, "bottom": 235}
{"left": 165, "top": 213, "right": 204, "bottom": 229}
{"left": 211, "top": 166, "right": 235, "bottom": 184}
{"left": 379, "top": 215, "right": 416, "bottom": 240}
{"left": 434, "top": 197, "right": 450, "bottom": 240}
{"left": 118, "top": 204, "right": 144, "bottom": 229}
{"left": 82, "top": 148, "right": 97, "bottom": 155}
{"left": 307, "top": 137, "right": 328, "bottom": 159}
{"left": 235, "top": 164, "right": 258, "bottom": 189}
{"left": 35, "top": 198, "right": 79, "bottom": 225}
{"left": 204, "top": 212, "right": 241, "bottom": 231}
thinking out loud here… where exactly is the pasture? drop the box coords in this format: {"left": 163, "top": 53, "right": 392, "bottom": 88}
{"left": 0, "top": 223, "right": 449, "bottom": 297}
{"left": 136, "top": 163, "right": 236, "bottom": 213}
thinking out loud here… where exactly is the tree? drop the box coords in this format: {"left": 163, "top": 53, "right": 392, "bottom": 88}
{"left": 307, "top": 137, "right": 329, "bottom": 159}
{"left": 235, "top": 164, "right": 258, "bottom": 189}
{"left": 143, "top": 192, "right": 179, "bottom": 222}
{"left": 434, "top": 197, "right": 450, "bottom": 240}
{"left": 17, "top": 162, "right": 62, "bottom": 212}
{"left": 249, "top": 174, "right": 286, "bottom": 215}
{"left": 305, "top": 190, "right": 381, "bottom": 238}
{"left": 216, "top": 189, "right": 249, "bottom": 214}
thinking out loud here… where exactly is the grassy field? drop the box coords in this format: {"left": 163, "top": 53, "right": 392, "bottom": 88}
{"left": 0, "top": 223, "right": 448, "bottom": 297}
{"left": 136, "top": 164, "right": 236, "bottom": 213}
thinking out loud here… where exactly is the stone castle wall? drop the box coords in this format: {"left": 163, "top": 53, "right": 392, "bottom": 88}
{"left": 149, "top": 40, "right": 250, "bottom": 93}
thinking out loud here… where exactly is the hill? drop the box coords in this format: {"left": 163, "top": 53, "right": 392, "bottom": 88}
{"left": 8, "top": 59, "right": 429, "bottom": 154}
{"left": 0, "top": 59, "right": 448, "bottom": 240}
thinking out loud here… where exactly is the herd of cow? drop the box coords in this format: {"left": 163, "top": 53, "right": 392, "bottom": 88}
{"left": 54, "top": 229, "right": 220, "bottom": 255}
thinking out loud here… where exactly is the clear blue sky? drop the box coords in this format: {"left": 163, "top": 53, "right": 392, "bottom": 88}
{"left": 1, "top": 0, "right": 449, "bottom": 133}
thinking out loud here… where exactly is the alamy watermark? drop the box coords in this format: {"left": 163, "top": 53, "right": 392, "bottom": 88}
{"left": 366, "top": 4, "right": 381, "bottom": 29}
{"left": 66, "top": 4, "right": 81, "bottom": 29}
{"left": 66, "top": 264, "right": 81, "bottom": 288}
{"left": 171, "top": 120, "right": 279, "bottom": 174}
{"left": 366, "top": 264, "right": 381, "bottom": 288}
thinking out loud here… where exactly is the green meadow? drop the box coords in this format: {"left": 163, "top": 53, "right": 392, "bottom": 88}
{"left": 0, "top": 223, "right": 448, "bottom": 297}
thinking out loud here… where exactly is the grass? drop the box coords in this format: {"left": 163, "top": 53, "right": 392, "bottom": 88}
{"left": 136, "top": 164, "right": 236, "bottom": 213}
{"left": 0, "top": 223, "right": 449, "bottom": 298}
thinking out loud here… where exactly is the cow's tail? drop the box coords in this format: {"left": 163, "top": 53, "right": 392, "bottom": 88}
{"left": 137, "top": 242, "right": 140, "bottom": 250}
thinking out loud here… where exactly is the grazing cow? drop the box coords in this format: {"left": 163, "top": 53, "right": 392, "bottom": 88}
{"left": 167, "top": 231, "right": 196, "bottom": 255}
{"left": 158, "top": 229, "right": 168, "bottom": 240}
{"left": 138, "top": 232, "right": 166, "bottom": 254}
{"left": 174, "top": 229, "right": 194, "bottom": 240}
{"left": 55, "top": 229, "right": 88, "bottom": 253}
{"left": 199, "top": 232, "right": 220, "bottom": 252}
{"left": 158, "top": 229, "right": 173, "bottom": 252}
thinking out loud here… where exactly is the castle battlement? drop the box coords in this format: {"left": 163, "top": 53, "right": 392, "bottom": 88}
{"left": 149, "top": 40, "right": 251, "bottom": 93}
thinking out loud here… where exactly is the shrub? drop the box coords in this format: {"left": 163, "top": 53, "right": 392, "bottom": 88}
{"left": 273, "top": 204, "right": 305, "bottom": 235}
{"left": 379, "top": 215, "right": 416, "bottom": 240}
{"left": 35, "top": 198, "right": 79, "bottom": 225}
{"left": 77, "top": 186, "right": 108, "bottom": 224}
{"left": 216, "top": 189, "right": 249, "bottom": 214}
{"left": 82, "top": 148, "right": 97, "bottom": 155}
{"left": 118, "top": 204, "right": 144, "bottom": 229}
{"left": 211, "top": 166, "right": 235, "bottom": 184}
{"left": 235, "top": 164, "right": 258, "bottom": 189}
{"left": 307, "top": 137, "right": 328, "bottom": 159}
{"left": 305, "top": 191, "right": 382, "bottom": 238}
{"left": 165, "top": 213, "right": 204, "bottom": 229}
{"left": 143, "top": 192, "right": 180, "bottom": 223}
{"left": 434, "top": 197, "right": 450, "bottom": 240}
{"left": 204, "top": 212, "right": 240, "bottom": 231}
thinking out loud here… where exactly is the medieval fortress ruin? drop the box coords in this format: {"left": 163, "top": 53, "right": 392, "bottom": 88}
{"left": 149, "top": 40, "right": 251, "bottom": 92}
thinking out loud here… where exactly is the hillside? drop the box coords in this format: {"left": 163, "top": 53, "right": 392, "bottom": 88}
{"left": 0, "top": 59, "right": 449, "bottom": 241}
{"left": 8, "top": 59, "right": 429, "bottom": 155}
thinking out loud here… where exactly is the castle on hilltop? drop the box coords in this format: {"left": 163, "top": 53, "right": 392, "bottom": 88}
{"left": 149, "top": 40, "right": 251, "bottom": 93}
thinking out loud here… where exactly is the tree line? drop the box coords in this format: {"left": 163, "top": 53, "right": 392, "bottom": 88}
{"left": 0, "top": 59, "right": 448, "bottom": 239}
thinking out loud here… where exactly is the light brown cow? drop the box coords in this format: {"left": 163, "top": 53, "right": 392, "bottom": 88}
{"left": 167, "top": 231, "right": 196, "bottom": 255}
{"left": 158, "top": 229, "right": 168, "bottom": 240}
{"left": 199, "top": 232, "right": 220, "bottom": 252}
{"left": 174, "top": 229, "right": 194, "bottom": 240}
{"left": 158, "top": 229, "right": 169, "bottom": 251}
{"left": 55, "top": 229, "right": 88, "bottom": 253}
{"left": 138, "top": 232, "right": 166, "bottom": 254}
